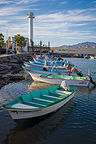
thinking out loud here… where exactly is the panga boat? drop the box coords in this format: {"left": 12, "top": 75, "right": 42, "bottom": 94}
{"left": 3, "top": 85, "right": 76, "bottom": 120}
{"left": 33, "top": 57, "right": 68, "bottom": 66}
{"left": 29, "top": 72, "right": 90, "bottom": 86}
{"left": 24, "top": 61, "right": 67, "bottom": 71}
{"left": 22, "top": 65, "right": 70, "bottom": 75}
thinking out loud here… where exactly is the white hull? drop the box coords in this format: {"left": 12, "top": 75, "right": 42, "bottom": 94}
{"left": 30, "top": 73, "right": 90, "bottom": 87}
{"left": 8, "top": 93, "right": 74, "bottom": 119}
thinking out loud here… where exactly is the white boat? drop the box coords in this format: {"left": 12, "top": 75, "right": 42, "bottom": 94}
{"left": 28, "top": 72, "right": 90, "bottom": 87}
{"left": 3, "top": 84, "right": 77, "bottom": 120}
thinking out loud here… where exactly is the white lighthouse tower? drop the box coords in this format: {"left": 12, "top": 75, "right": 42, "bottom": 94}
{"left": 27, "top": 12, "right": 35, "bottom": 47}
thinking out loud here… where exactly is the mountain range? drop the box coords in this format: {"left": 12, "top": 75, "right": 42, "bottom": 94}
{"left": 52, "top": 42, "right": 96, "bottom": 50}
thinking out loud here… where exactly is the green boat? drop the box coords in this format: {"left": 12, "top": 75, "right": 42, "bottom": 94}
{"left": 3, "top": 85, "right": 77, "bottom": 120}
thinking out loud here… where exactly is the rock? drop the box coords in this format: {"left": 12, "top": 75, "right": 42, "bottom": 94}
{"left": 7, "top": 74, "right": 25, "bottom": 80}
{"left": 0, "top": 80, "right": 6, "bottom": 88}
{"left": 0, "top": 53, "right": 33, "bottom": 89}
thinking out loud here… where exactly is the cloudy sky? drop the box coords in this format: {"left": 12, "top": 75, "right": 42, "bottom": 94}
{"left": 0, "top": 0, "right": 96, "bottom": 47}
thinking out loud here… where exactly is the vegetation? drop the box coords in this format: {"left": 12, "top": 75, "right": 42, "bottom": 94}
{"left": 0, "top": 33, "right": 4, "bottom": 48}
{"left": 15, "top": 34, "right": 26, "bottom": 53}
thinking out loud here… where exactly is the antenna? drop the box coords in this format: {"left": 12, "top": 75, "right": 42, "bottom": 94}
{"left": 88, "top": 69, "right": 90, "bottom": 76}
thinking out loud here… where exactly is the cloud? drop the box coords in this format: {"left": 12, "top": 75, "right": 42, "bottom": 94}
{"left": 0, "top": 0, "right": 12, "bottom": 4}
{"left": 0, "top": 20, "right": 9, "bottom": 24}
{"left": 0, "top": 0, "right": 40, "bottom": 5}
{"left": 34, "top": 10, "right": 96, "bottom": 34}
{"left": 93, "top": 0, "right": 96, "bottom": 3}
{"left": 0, "top": 6, "right": 29, "bottom": 16}
{"left": 0, "top": 1, "right": 96, "bottom": 46}
{"left": 16, "top": 0, "right": 40, "bottom": 4}
{"left": 60, "top": 1, "right": 68, "bottom": 5}
{"left": 36, "top": 8, "right": 96, "bottom": 24}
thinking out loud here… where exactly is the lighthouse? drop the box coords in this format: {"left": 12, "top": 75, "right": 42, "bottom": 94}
{"left": 27, "top": 12, "right": 35, "bottom": 47}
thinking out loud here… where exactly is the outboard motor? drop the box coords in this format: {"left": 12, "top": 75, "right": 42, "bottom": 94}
{"left": 43, "top": 67, "right": 48, "bottom": 71}
{"left": 77, "top": 72, "right": 83, "bottom": 77}
{"left": 61, "top": 80, "right": 70, "bottom": 91}
{"left": 89, "top": 76, "right": 96, "bottom": 86}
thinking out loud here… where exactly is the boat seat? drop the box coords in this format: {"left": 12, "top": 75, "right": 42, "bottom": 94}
{"left": 48, "top": 91, "right": 61, "bottom": 96}
{"left": 42, "top": 95, "right": 62, "bottom": 100}
{"left": 11, "top": 103, "right": 38, "bottom": 109}
{"left": 23, "top": 100, "right": 47, "bottom": 107}
{"left": 33, "top": 98, "right": 54, "bottom": 103}
{"left": 55, "top": 90, "right": 72, "bottom": 95}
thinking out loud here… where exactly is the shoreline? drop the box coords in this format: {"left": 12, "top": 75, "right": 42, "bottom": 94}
{"left": 0, "top": 54, "right": 33, "bottom": 89}
{"left": 51, "top": 52, "right": 96, "bottom": 58}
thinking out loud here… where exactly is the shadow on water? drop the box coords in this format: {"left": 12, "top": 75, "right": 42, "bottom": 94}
{"left": 4, "top": 99, "right": 75, "bottom": 144}
{"left": 87, "top": 86, "right": 96, "bottom": 94}
{"left": 77, "top": 85, "right": 96, "bottom": 95}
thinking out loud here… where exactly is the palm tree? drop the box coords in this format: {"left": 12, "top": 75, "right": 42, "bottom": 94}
{"left": 15, "top": 34, "right": 26, "bottom": 53}
{"left": 0, "top": 33, "right": 4, "bottom": 48}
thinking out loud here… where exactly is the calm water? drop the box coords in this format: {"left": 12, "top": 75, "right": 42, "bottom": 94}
{"left": 54, "top": 50, "right": 96, "bottom": 54}
{"left": 0, "top": 58, "right": 96, "bottom": 144}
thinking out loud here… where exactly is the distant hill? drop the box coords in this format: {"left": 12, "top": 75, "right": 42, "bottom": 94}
{"left": 52, "top": 42, "right": 96, "bottom": 51}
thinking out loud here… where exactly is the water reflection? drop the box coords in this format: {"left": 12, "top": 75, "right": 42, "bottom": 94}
{"left": 77, "top": 86, "right": 96, "bottom": 99}
{"left": 28, "top": 81, "right": 56, "bottom": 92}
{"left": 4, "top": 99, "right": 75, "bottom": 144}
{"left": 78, "top": 84, "right": 95, "bottom": 93}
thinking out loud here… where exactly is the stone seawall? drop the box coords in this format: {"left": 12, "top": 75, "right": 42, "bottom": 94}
{"left": 0, "top": 54, "right": 33, "bottom": 89}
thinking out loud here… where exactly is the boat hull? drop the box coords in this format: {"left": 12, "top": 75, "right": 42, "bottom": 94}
{"left": 7, "top": 93, "right": 74, "bottom": 119}
{"left": 23, "top": 66, "right": 69, "bottom": 75}
{"left": 24, "top": 61, "right": 67, "bottom": 71}
{"left": 30, "top": 73, "right": 90, "bottom": 87}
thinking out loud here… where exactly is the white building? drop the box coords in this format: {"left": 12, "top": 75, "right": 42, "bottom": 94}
{"left": 12, "top": 37, "right": 16, "bottom": 51}
{"left": 23, "top": 38, "right": 29, "bottom": 52}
